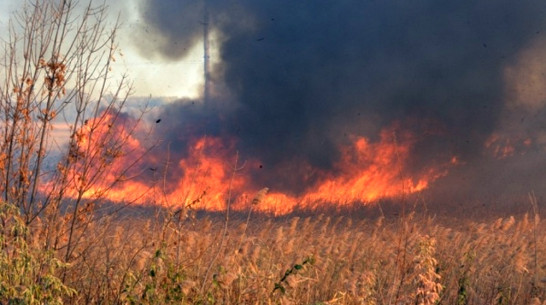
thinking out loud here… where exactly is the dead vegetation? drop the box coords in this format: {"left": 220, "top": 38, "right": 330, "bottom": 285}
{"left": 1, "top": 1, "right": 546, "bottom": 304}
{"left": 4, "top": 199, "right": 546, "bottom": 304}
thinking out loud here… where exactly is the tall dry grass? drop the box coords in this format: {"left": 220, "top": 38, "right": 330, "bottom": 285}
{"left": 3, "top": 199, "right": 545, "bottom": 304}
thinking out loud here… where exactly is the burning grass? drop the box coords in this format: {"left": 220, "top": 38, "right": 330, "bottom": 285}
{"left": 3, "top": 0, "right": 545, "bottom": 303}
{"left": 2, "top": 201, "right": 546, "bottom": 304}
{"left": 63, "top": 124, "right": 455, "bottom": 216}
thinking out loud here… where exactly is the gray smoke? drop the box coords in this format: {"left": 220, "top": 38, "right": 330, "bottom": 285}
{"left": 135, "top": 0, "right": 546, "bottom": 201}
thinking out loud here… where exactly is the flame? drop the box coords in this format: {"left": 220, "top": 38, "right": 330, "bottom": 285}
{"left": 251, "top": 128, "right": 449, "bottom": 214}
{"left": 42, "top": 111, "right": 147, "bottom": 201}
{"left": 48, "top": 115, "right": 454, "bottom": 215}
{"left": 484, "top": 133, "right": 532, "bottom": 159}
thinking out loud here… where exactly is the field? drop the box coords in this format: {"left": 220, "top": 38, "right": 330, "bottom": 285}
{"left": 3, "top": 0, "right": 546, "bottom": 304}
{"left": 2, "top": 200, "right": 545, "bottom": 304}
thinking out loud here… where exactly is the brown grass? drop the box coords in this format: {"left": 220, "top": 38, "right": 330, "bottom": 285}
{"left": 4, "top": 205, "right": 543, "bottom": 304}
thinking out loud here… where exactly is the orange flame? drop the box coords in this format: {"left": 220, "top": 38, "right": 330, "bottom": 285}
{"left": 484, "top": 133, "right": 532, "bottom": 159}
{"left": 42, "top": 111, "right": 147, "bottom": 201}
{"left": 49, "top": 116, "right": 454, "bottom": 215}
{"left": 248, "top": 128, "right": 449, "bottom": 214}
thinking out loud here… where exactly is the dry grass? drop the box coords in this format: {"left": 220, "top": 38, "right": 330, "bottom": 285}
{"left": 4, "top": 0, "right": 545, "bottom": 303}
{"left": 3, "top": 204, "right": 544, "bottom": 304}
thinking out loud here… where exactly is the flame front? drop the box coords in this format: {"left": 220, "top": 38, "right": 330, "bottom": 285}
{"left": 255, "top": 128, "right": 449, "bottom": 214}
{"left": 50, "top": 116, "right": 453, "bottom": 215}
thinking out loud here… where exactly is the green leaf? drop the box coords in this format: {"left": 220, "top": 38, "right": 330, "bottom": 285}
{"left": 274, "top": 283, "right": 286, "bottom": 294}
{"left": 304, "top": 256, "right": 315, "bottom": 265}
{"left": 207, "top": 292, "right": 215, "bottom": 303}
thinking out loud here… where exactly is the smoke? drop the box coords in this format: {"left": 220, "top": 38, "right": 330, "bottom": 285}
{"left": 134, "top": 0, "right": 546, "bottom": 200}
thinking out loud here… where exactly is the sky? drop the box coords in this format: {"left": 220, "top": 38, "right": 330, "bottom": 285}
{"left": 107, "top": 0, "right": 210, "bottom": 98}
{"left": 4, "top": 0, "right": 546, "bottom": 209}
{"left": 0, "top": 0, "right": 208, "bottom": 98}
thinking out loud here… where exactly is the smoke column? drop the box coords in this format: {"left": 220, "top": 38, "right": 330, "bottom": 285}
{"left": 131, "top": 0, "right": 546, "bottom": 205}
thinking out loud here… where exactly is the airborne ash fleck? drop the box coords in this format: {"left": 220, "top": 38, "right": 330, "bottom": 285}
{"left": 135, "top": 0, "right": 546, "bottom": 201}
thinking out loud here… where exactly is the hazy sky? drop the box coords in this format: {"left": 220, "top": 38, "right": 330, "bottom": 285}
{"left": 0, "top": 0, "right": 207, "bottom": 98}
{"left": 108, "top": 0, "right": 209, "bottom": 98}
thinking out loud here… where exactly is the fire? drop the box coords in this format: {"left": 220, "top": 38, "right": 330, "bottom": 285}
{"left": 253, "top": 128, "right": 449, "bottom": 214}
{"left": 158, "top": 137, "right": 247, "bottom": 211}
{"left": 48, "top": 115, "right": 453, "bottom": 215}
{"left": 306, "top": 134, "right": 427, "bottom": 202}
{"left": 42, "top": 110, "right": 147, "bottom": 201}
{"left": 484, "top": 133, "right": 532, "bottom": 159}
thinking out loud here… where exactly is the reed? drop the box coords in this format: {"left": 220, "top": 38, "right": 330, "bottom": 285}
{"left": 3, "top": 198, "right": 545, "bottom": 304}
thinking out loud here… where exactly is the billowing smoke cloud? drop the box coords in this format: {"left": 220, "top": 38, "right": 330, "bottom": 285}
{"left": 131, "top": 1, "right": 205, "bottom": 59}
{"left": 135, "top": 0, "right": 546, "bottom": 200}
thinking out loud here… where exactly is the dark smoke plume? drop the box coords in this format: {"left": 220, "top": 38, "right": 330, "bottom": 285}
{"left": 135, "top": 0, "right": 546, "bottom": 200}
